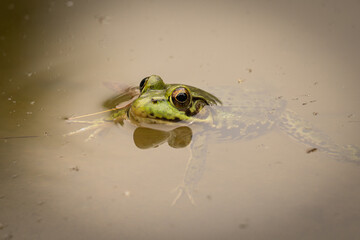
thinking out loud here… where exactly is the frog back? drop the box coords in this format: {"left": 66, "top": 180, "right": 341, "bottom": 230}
{"left": 205, "top": 86, "right": 286, "bottom": 140}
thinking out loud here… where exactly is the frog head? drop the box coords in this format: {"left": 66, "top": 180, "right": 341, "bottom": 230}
{"left": 128, "top": 75, "right": 221, "bottom": 126}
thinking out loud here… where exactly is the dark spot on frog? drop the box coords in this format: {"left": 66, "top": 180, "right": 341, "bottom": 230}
{"left": 153, "top": 116, "right": 181, "bottom": 122}
{"left": 173, "top": 117, "right": 181, "bottom": 122}
{"left": 151, "top": 98, "right": 158, "bottom": 104}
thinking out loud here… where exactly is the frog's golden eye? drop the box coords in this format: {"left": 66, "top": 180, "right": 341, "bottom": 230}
{"left": 171, "top": 87, "right": 191, "bottom": 110}
{"left": 139, "top": 77, "right": 149, "bottom": 92}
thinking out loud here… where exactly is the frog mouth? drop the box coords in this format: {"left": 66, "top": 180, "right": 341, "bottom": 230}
{"left": 128, "top": 109, "right": 183, "bottom": 125}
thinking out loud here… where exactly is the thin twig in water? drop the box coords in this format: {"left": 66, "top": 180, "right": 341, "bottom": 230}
{"left": 0, "top": 136, "right": 40, "bottom": 140}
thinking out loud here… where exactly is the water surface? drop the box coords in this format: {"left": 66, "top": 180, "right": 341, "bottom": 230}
{"left": 1, "top": 1, "right": 360, "bottom": 240}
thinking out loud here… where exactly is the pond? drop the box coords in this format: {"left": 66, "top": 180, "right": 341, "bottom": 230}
{"left": 1, "top": 1, "right": 360, "bottom": 240}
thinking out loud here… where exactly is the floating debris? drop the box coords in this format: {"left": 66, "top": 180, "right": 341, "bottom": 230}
{"left": 306, "top": 148, "right": 318, "bottom": 154}
{"left": 237, "top": 79, "right": 245, "bottom": 84}
{"left": 0, "top": 136, "right": 39, "bottom": 140}
{"left": 312, "top": 112, "right": 319, "bottom": 116}
{"left": 70, "top": 166, "right": 80, "bottom": 172}
{"left": 302, "top": 100, "right": 316, "bottom": 106}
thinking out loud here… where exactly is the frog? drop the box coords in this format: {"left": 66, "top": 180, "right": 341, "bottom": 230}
{"left": 66, "top": 75, "right": 360, "bottom": 205}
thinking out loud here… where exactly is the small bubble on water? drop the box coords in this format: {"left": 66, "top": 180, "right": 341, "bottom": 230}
{"left": 26, "top": 112, "right": 32, "bottom": 115}
{"left": 27, "top": 72, "right": 33, "bottom": 77}
{"left": 95, "top": 15, "right": 110, "bottom": 24}
{"left": 30, "top": 101, "right": 35, "bottom": 105}
{"left": 66, "top": 1, "right": 74, "bottom": 7}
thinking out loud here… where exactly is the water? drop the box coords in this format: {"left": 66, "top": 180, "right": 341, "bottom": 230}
{"left": 1, "top": 1, "right": 360, "bottom": 239}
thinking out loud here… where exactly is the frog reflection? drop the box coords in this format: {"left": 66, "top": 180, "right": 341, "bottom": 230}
{"left": 67, "top": 75, "right": 360, "bottom": 205}
{"left": 133, "top": 126, "right": 192, "bottom": 149}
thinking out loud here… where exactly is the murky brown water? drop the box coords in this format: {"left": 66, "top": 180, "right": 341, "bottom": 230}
{"left": 1, "top": 1, "right": 360, "bottom": 239}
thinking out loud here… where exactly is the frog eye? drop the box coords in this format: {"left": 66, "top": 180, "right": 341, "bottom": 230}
{"left": 171, "top": 87, "right": 191, "bottom": 110}
{"left": 139, "top": 77, "right": 149, "bottom": 92}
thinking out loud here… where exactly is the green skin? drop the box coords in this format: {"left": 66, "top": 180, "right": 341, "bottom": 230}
{"left": 111, "top": 75, "right": 221, "bottom": 127}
